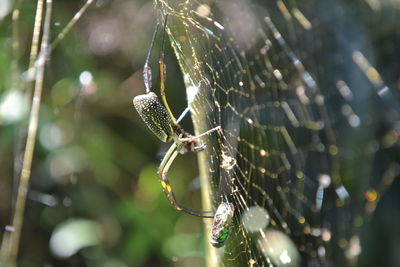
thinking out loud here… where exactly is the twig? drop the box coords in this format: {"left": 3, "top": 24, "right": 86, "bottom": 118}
{"left": 13, "top": 0, "right": 44, "bottom": 210}
{"left": 1, "top": 1, "right": 52, "bottom": 266}
{"left": 0, "top": 1, "right": 94, "bottom": 265}
{"left": 51, "top": 0, "right": 94, "bottom": 50}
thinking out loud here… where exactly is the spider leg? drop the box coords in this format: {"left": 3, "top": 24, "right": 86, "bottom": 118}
{"left": 143, "top": 22, "right": 160, "bottom": 93}
{"left": 194, "top": 143, "right": 207, "bottom": 152}
{"left": 179, "top": 126, "right": 221, "bottom": 143}
{"left": 158, "top": 143, "right": 214, "bottom": 218}
{"left": 158, "top": 14, "right": 179, "bottom": 126}
{"left": 176, "top": 107, "right": 190, "bottom": 123}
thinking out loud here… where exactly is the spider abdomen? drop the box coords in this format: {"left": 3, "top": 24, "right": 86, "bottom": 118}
{"left": 133, "top": 92, "right": 173, "bottom": 142}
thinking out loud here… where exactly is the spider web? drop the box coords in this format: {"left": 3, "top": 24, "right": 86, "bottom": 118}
{"left": 157, "top": 0, "right": 400, "bottom": 266}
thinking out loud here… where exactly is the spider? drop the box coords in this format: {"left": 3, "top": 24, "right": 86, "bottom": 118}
{"left": 133, "top": 15, "right": 221, "bottom": 218}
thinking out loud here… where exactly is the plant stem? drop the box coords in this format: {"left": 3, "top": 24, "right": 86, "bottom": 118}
{"left": 0, "top": 1, "right": 52, "bottom": 266}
